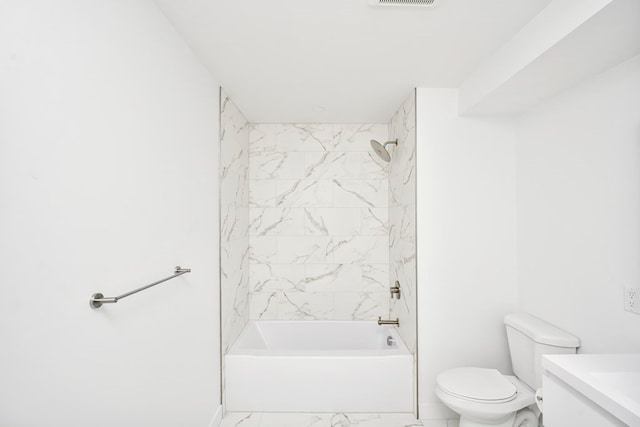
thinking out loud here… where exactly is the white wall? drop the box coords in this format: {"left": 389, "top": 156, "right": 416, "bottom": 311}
{"left": 0, "top": 1, "right": 221, "bottom": 426}
{"left": 517, "top": 54, "right": 640, "bottom": 353}
{"left": 416, "top": 89, "right": 519, "bottom": 418}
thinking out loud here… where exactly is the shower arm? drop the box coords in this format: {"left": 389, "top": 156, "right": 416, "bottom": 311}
{"left": 384, "top": 140, "right": 398, "bottom": 148}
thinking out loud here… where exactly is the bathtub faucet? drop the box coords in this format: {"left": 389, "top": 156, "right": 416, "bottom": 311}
{"left": 378, "top": 316, "right": 400, "bottom": 326}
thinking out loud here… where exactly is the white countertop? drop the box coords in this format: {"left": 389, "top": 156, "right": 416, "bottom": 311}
{"left": 542, "top": 354, "right": 640, "bottom": 426}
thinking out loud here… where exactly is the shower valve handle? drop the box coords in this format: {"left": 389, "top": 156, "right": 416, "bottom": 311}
{"left": 390, "top": 280, "right": 401, "bottom": 299}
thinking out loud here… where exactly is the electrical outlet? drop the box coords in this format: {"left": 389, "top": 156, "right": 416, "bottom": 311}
{"left": 624, "top": 286, "right": 640, "bottom": 314}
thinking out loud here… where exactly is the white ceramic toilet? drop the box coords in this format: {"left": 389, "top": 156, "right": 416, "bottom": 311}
{"left": 435, "top": 313, "right": 580, "bottom": 427}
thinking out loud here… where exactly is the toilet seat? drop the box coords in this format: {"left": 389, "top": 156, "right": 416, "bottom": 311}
{"left": 437, "top": 368, "right": 517, "bottom": 404}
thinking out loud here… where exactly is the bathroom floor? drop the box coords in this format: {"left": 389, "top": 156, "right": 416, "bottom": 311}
{"left": 221, "top": 412, "right": 459, "bottom": 427}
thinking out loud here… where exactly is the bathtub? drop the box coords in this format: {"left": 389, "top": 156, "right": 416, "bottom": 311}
{"left": 225, "top": 320, "right": 413, "bottom": 413}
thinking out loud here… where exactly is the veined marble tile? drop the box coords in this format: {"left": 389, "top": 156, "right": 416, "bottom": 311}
{"left": 221, "top": 236, "right": 249, "bottom": 275}
{"left": 250, "top": 150, "right": 305, "bottom": 180}
{"left": 221, "top": 131, "right": 249, "bottom": 174}
{"left": 277, "top": 236, "right": 333, "bottom": 263}
{"left": 388, "top": 92, "right": 415, "bottom": 146}
{"left": 393, "top": 259, "right": 417, "bottom": 295}
{"left": 392, "top": 127, "right": 416, "bottom": 167}
{"left": 221, "top": 412, "right": 425, "bottom": 427}
{"left": 370, "top": 413, "right": 424, "bottom": 427}
{"left": 333, "top": 179, "right": 388, "bottom": 208}
{"left": 361, "top": 151, "right": 389, "bottom": 180}
{"left": 258, "top": 413, "right": 331, "bottom": 427}
{"left": 249, "top": 263, "right": 306, "bottom": 292}
{"left": 220, "top": 412, "right": 262, "bottom": 427}
{"left": 336, "top": 123, "right": 388, "bottom": 152}
{"left": 249, "top": 207, "right": 304, "bottom": 236}
{"left": 249, "top": 124, "right": 277, "bottom": 154}
{"left": 276, "top": 124, "right": 337, "bottom": 152}
{"left": 392, "top": 237, "right": 417, "bottom": 268}
{"left": 362, "top": 263, "right": 390, "bottom": 292}
{"left": 221, "top": 158, "right": 249, "bottom": 207}
{"left": 249, "top": 237, "right": 278, "bottom": 264}
{"left": 304, "top": 264, "right": 362, "bottom": 292}
{"left": 220, "top": 92, "right": 250, "bottom": 366}
{"left": 388, "top": 90, "right": 417, "bottom": 357}
{"left": 392, "top": 297, "right": 416, "bottom": 354}
{"left": 390, "top": 150, "right": 416, "bottom": 206}
{"left": 221, "top": 205, "right": 249, "bottom": 242}
{"left": 258, "top": 414, "right": 320, "bottom": 427}
{"left": 362, "top": 207, "right": 389, "bottom": 236}
{"left": 278, "top": 291, "right": 334, "bottom": 320}
{"left": 329, "top": 236, "right": 389, "bottom": 264}
{"left": 420, "top": 421, "right": 448, "bottom": 427}
{"left": 249, "top": 292, "right": 279, "bottom": 320}
{"left": 276, "top": 180, "right": 333, "bottom": 207}
{"left": 221, "top": 170, "right": 248, "bottom": 208}
{"left": 249, "top": 180, "right": 277, "bottom": 208}
{"left": 304, "top": 152, "right": 362, "bottom": 180}
{"left": 221, "top": 268, "right": 249, "bottom": 349}
{"left": 334, "top": 291, "right": 389, "bottom": 320}
{"left": 389, "top": 212, "right": 417, "bottom": 259}
{"left": 224, "top": 266, "right": 250, "bottom": 312}
{"left": 304, "top": 208, "right": 361, "bottom": 236}
{"left": 221, "top": 309, "right": 247, "bottom": 354}
{"left": 221, "top": 94, "right": 249, "bottom": 136}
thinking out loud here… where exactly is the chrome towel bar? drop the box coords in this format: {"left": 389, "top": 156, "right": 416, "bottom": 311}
{"left": 90, "top": 266, "right": 191, "bottom": 309}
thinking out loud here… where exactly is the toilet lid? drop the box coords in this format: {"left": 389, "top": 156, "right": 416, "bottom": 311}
{"left": 437, "top": 368, "right": 517, "bottom": 403}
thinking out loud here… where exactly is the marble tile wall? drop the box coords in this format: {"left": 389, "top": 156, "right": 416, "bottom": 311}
{"left": 220, "top": 91, "right": 250, "bottom": 359}
{"left": 219, "top": 412, "right": 449, "bottom": 427}
{"left": 248, "top": 124, "right": 391, "bottom": 320}
{"left": 389, "top": 91, "right": 418, "bottom": 355}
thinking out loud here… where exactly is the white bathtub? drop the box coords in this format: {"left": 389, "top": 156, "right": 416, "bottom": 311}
{"left": 225, "top": 320, "right": 413, "bottom": 413}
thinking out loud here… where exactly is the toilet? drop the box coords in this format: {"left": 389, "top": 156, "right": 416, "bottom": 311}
{"left": 435, "top": 313, "right": 580, "bottom": 427}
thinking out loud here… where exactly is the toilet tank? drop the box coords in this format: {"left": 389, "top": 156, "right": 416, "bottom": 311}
{"left": 504, "top": 313, "right": 580, "bottom": 390}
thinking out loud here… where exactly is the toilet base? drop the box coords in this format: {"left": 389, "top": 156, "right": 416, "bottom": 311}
{"left": 459, "top": 412, "right": 515, "bottom": 427}
{"left": 459, "top": 408, "right": 538, "bottom": 427}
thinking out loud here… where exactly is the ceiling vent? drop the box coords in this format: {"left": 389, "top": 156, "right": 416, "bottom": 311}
{"left": 369, "top": 0, "right": 439, "bottom": 7}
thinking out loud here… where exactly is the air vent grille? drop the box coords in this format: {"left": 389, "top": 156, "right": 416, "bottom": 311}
{"left": 370, "top": 0, "right": 438, "bottom": 6}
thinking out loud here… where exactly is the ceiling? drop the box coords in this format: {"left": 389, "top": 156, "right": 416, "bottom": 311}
{"left": 153, "top": 0, "right": 552, "bottom": 123}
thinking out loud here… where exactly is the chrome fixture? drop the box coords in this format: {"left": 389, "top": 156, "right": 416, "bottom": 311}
{"left": 386, "top": 336, "right": 396, "bottom": 346}
{"left": 369, "top": 139, "right": 397, "bottom": 162}
{"left": 378, "top": 316, "right": 400, "bottom": 326}
{"left": 90, "top": 266, "right": 191, "bottom": 308}
{"left": 390, "top": 280, "right": 401, "bottom": 299}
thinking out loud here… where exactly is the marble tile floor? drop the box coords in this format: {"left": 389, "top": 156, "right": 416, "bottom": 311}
{"left": 220, "top": 412, "right": 460, "bottom": 427}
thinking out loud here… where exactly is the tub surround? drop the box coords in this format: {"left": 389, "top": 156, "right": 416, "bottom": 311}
{"left": 221, "top": 94, "right": 420, "bottom": 415}
{"left": 389, "top": 91, "right": 418, "bottom": 355}
{"left": 248, "top": 124, "right": 391, "bottom": 320}
{"left": 220, "top": 92, "right": 250, "bottom": 366}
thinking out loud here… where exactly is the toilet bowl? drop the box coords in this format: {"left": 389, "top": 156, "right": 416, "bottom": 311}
{"left": 436, "top": 368, "right": 535, "bottom": 427}
{"left": 435, "top": 313, "right": 580, "bottom": 427}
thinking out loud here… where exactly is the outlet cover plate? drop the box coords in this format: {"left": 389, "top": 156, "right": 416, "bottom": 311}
{"left": 624, "top": 286, "right": 640, "bottom": 314}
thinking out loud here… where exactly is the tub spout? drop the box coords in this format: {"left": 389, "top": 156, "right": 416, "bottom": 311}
{"left": 378, "top": 316, "right": 399, "bottom": 326}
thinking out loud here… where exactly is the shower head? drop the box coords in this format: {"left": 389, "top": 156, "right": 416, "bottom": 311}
{"left": 370, "top": 139, "right": 398, "bottom": 163}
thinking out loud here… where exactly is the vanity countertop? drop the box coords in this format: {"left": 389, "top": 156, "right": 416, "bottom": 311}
{"left": 542, "top": 353, "right": 640, "bottom": 426}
